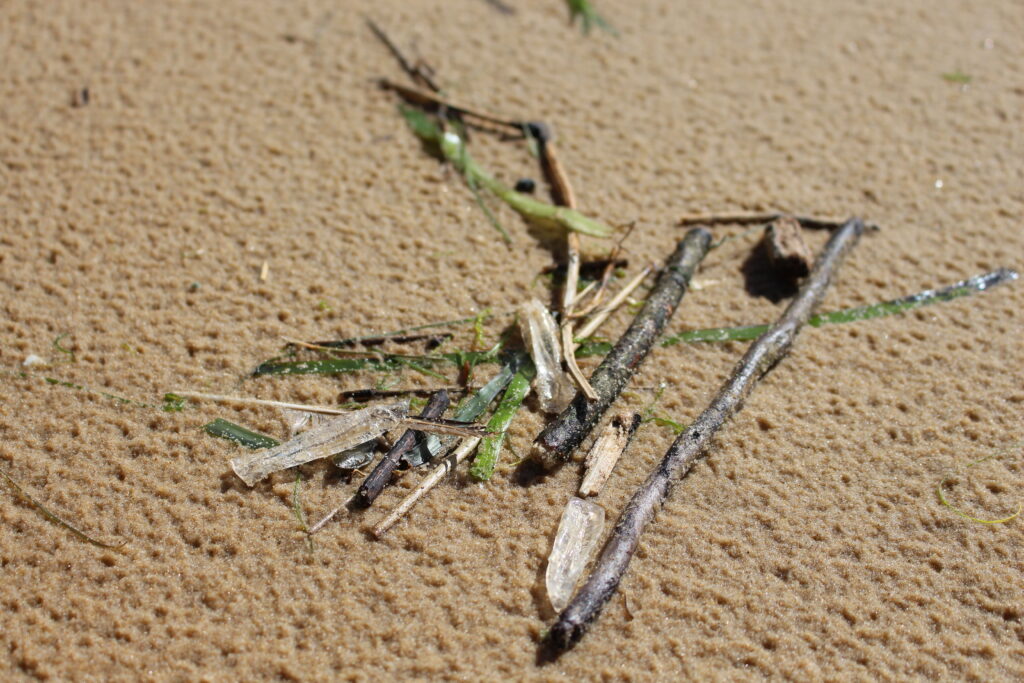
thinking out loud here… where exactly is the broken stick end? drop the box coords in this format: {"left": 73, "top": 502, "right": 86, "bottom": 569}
{"left": 229, "top": 458, "right": 260, "bottom": 487}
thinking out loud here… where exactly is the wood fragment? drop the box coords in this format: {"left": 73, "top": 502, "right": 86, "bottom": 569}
{"left": 355, "top": 390, "right": 450, "bottom": 508}
{"left": 578, "top": 413, "right": 641, "bottom": 497}
{"left": 259, "top": 260, "right": 269, "bottom": 282}
{"left": 533, "top": 229, "right": 712, "bottom": 468}
{"left": 373, "top": 436, "right": 482, "bottom": 538}
{"left": 547, "top": 218, "right": 865, "bottom": 651}
{"left": 763, "top": 216, "right": 813, "bottom": 278}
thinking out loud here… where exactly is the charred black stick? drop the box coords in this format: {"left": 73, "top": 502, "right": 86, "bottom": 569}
{"left": 310, "top": 332, "right": 452, "bottom": 349}
{"left": 354, "top": 389, "right": 450, "bottom": 508}
{"left": 547, "top": 217, "right": 865, "bottom": 651}
{"left": 532, "top": 228, "right": 713, "bottom": 467}
{"left": 338, "top": 386, "right": 468, "bottom": 403}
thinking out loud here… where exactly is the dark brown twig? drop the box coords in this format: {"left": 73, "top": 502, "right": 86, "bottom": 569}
{"left": 366, "top": 19, "right": 442, "bottom": 92}
{"left": 532, "top": 228, "right": 713, "bottom": 468}
{"left": 379, "top": 79, "right": 524, "bottom": 132}
{"left": 547, "top": 218, "right": 865, "bottom": 651}
{"left": 308, "top": 332, "right": 452, "bottom": 349}
{"left": 338, "top": 386, "right": 469, "bottom": 403}
{"left": 678, "top": 210, "right": 878, "bottom": 231}
{"left": 354, "top": 390, "right": 450, "bottom": 508}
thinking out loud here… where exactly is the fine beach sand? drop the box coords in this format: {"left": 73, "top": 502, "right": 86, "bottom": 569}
{"left": 2, "top": 0, "right": 1023, "bottom": 678}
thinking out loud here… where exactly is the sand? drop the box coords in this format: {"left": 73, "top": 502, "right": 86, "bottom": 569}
{"left": 2, "top": 0, "right": 1022, "bottom": 679}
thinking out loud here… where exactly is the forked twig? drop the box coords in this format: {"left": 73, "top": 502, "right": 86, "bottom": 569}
{"left": 547, "top": 218, "right": 865, "bottom": 651}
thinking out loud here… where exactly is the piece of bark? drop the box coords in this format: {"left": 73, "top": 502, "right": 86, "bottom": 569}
{"left": 546, "top": 217, "right": 865, "bottom": 652}
{"left": 532, "top": 228, "right": 712, "bottom": 468}
{"left": 763, "top": 215, "right": 813, "bottom": 278}
{"left": 578, "top": 413, "right": 641, "bottom": 497}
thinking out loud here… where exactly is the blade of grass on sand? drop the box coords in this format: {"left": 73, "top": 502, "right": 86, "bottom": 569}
{"left": 661, "top": 268, "right": 1019, "bottom": 346}
{"left": 292, "top": 472, "right": 315, "bottom": 553}
{"left": 567, "top": 0, "right": 618, "bottom": 36}
{"left": 1, "top": 468, "right": 126, "bottom": 549}
{"left": 468, "top": 360, "right": 535, "bottom": 481}
{"left": 399, "top": 107, "right": 613, "bottom": 239}
{"left": 204, "top": 418, "right": 280, "bottom": 450}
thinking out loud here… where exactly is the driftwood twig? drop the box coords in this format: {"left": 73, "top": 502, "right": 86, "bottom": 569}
{"left": 547, "top": 217, "right": 865, "bottom": 651}
{"left": 532, "top": 228, "right": 713, "bottom": 468}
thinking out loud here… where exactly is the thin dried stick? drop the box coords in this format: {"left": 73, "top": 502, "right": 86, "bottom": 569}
{"left": 175, "top": 391, "right": 351, "bottom": 415}
{"left": 547, "top": 218, "right": 865, "bottom": 651}
{"left": 308, "top": 492, "right": 356, "bottom": 535}
{"left": 530, "top": 120, "right": 597, "bottom": 401}
{"left": 366, "top": 19, "right": 442, "bottom": 93}
{"left": 573, "top": 265, "right": 653, "bottom": 341}
{"left": 563, "top": 326, "right": 598, "bottom": 401}
{"left": 373, "top": 436, "right": 482, "bottom": 538}
{"left": 533, "top": 229, "right": 712, "bottom": 468}
{"left": 571, "top": 224, "right": 637, "bottom": 319}
{"left": 380, "top": 79, "right": 523, "bottom": 131}
{"left": 578, "top": 412, "right": 641, "bottom": 497}
{"left": 355, "top": 390, "right": 450, "bottom": 508}
{"left": 678, "top": 210, "right": 877, "bottom": 232}
{"left": 176, "top": 391, "right": 485, "bottom": 438}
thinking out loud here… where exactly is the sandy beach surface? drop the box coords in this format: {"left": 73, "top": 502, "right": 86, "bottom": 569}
{"left": 2, "top": 0, "right": 1022, "bottom": 679}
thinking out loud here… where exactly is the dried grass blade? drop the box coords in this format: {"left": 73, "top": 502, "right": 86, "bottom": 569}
{"left": 1, "top": 468, "right": 126, "bottom": 549}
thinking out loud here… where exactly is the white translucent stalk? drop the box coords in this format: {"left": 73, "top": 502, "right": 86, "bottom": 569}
{"left": 546, "top": 497, "right": 605, "bottom": 613}
{"left": 230, "top": 402, "right": 408, "bottom": 486}
{"left": 519, "top": 298, "right": 574, "bottom": 413}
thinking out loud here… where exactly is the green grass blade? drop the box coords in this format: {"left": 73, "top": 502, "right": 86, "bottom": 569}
{"left": 403, "top": 112, "right": 613, "bottom": 239}
{"left": 567, "top": 0, "right": 618, "bottom": 36}
{"left": 1, "top": 468, "right": 126, "bottom": 549}
{"left": 203, "top": 418, "right": 280, "bottom": 450}
{"left": 662, "top": 269, "right": 1019, "bottom": 347}
{"left": 292, "top": 472, "right": 315, "bottom": 553}
{"left": 469, "top": 360, "right": 535, "bottom": 481}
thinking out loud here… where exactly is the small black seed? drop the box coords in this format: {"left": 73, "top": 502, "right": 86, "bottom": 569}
{"left": 514, "top": 178, "right": 536, "bottom": 193}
